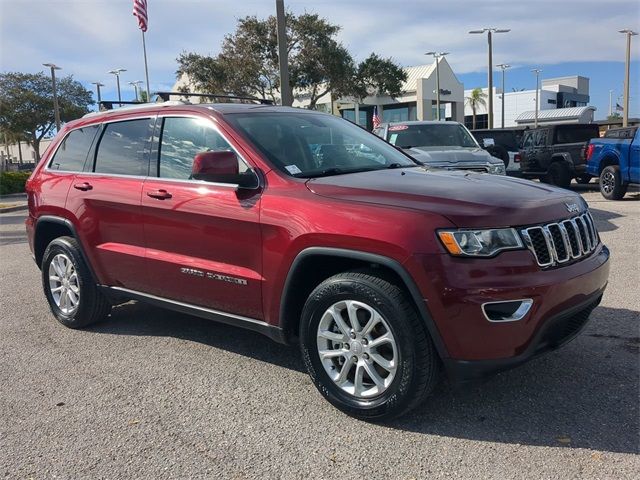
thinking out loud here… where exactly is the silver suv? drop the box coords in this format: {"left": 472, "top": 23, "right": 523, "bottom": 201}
{"left": 373, "top": 120, "right": 506, "bottom": 175}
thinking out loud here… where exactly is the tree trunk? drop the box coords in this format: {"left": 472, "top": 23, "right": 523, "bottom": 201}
{"left": 31, "top": 134, "right": 41, "bottom": 163}
{"left": 17, "top": 141, "right": 23, "bottom": 164}
{"left": 472, "top": 106, "right": 477, "bottom": 130}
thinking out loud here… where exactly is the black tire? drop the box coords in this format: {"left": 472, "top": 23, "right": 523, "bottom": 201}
{"left": 575, "top": 175, "right": 592, "bottom": 185}
{"left": 544, "top": 162, "right": 572, "bottom": 189}
{"left": 486, "top": 145, "right": 509, "bottom": 168}
{"left": 300, "top": 272, "right": 439, "bottom": 420}
{"left": 599, "top": 165, "right": 628, "bottom": 200}
{"left": 41, "top": 236, "right": 111, "bottom": 328}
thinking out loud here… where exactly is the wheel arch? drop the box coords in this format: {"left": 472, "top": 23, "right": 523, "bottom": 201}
{"left": 34, "top": 216, "right": 98, "bottom": 282}
{"left": 598, "top": 155, "right": 620, "bottom": 174}
{"left": 279, "top": 247, "right": 449, "bottom": 360}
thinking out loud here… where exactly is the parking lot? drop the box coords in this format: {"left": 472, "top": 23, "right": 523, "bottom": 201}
{"left": 0, "top": 186, "right": 638, "bottom": 479}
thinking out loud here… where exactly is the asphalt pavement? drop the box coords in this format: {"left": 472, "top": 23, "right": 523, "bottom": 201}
{"left": 0, "top": 186, "right": 638, "bottom": 479}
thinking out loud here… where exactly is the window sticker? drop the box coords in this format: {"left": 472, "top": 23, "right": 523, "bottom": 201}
{"left": 389, "top": 133, "right": 399, "bottom": 145}
{"left": 285, "top": 164, "right": 302, "bottom": 175}
{"left": 388, "top": 125, "right": 409, "bottom": 132}
{"left": 483, "top": 138, "right": 495, "bottom": 147}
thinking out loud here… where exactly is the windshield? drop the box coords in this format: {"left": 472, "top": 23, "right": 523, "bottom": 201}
{"left": 225, "top": 112, "right": 417, "bottom": 178}
{"left": 388, "top": 124, "right": 479, "bottom": 149}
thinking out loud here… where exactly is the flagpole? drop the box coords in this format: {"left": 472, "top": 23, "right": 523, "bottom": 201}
{"left": 142, "top": 30, "right": 151, "bottom": 101}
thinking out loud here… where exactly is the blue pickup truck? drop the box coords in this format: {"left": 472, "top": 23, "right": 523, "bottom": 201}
{"left": 586, "top": 126, "right": 640, "bottom": 199}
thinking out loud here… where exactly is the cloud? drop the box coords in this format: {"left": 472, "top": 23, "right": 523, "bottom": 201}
{"left": 1, "top": 0, "right": 638, "bottom": 99}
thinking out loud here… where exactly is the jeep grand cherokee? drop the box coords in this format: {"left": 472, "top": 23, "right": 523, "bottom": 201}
{"left": 25, "top": 102, "right": 610, "bottom": 420}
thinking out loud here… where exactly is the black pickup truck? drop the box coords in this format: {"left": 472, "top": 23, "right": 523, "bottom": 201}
{"left": 519, "top": 124, "right": 600, "bottom": 188}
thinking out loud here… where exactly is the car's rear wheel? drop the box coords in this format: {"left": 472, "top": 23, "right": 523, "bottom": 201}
{"left": 300, "top": 272, "right": 439, "bottom": 420}
{"left": 42, "top": 236, "right": 111, "bottom": 328}
{"left": 599, "top": 165, "right": 627, "bottom": 200}
{"left": 544, "top": 162, "right": 572, "bottom": 189}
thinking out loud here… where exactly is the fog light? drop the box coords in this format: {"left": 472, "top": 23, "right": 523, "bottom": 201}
{"left": 482, "top": 299, "right": 533, "bottom": 322}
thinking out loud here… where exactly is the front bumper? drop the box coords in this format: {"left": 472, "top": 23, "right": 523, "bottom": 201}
{"left": 404, "top": 243, "right": 610, "bottom": 378}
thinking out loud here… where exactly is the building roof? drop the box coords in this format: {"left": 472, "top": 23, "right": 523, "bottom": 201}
{"left": 402, "top": 63, "right": 436, "bottom": 92}
{"left": 515, "top": 106, "right": 596, "bottom": 124}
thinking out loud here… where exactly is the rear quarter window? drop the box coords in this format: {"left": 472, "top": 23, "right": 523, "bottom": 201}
{"left": 554, "top": 125, "right": 599, "bottom": 144}
{"left": 93, "top": 118, "right": 154, "bottom": 176}
{"left": 48, "top": 125, "right": 100, "bottom": 171}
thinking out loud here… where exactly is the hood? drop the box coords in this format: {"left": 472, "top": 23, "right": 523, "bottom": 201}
{"left": 403, "top": 147, "right": 501, "bottom": 166}
{"left": 306, "top": 167, "right": 586, "bottom": 228}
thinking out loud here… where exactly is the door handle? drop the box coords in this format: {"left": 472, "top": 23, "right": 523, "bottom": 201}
{"left": 146, "top": 189, "right": 172, "bottom": 200}
{"left": 73, "top": 182, "right": 93, "bottom": 191}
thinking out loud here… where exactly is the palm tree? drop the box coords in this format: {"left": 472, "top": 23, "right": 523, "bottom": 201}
{"left": 465, "top": 88, "right": 488, "bottom": 129}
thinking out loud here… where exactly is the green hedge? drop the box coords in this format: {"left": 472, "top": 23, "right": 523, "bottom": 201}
{"left": 0, "top": 171, "right": 31, "bottom": 195}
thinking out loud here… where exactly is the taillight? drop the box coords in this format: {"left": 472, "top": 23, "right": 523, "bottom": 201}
{"left": 585, "top": 144, "right": 595, "bottom": 160}
{"left": 514, "top": 153, "right": 521, "bottom": 163}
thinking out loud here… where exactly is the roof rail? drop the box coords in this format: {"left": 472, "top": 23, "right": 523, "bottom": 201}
{"left": 98, "top": 100, "right": 144, "bottom": 111}
{"left": 82, "top": 100, "right": 187, "bottom": 118}
{"left": 155, "top": 91, "right": 274, "bottom": 105}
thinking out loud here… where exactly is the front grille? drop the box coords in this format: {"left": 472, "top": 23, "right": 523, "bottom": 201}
{"left": 521, "top": 212, "right": 600, "bottom": 267}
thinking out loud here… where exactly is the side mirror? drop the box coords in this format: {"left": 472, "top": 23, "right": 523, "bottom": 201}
{"left": 191, "top": 151, "right": 260, "bottom": 189}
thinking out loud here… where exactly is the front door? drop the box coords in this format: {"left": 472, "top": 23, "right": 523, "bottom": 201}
{"left": 141, "top": 115, "right": 263, "bottom": 320}
{"left": 66, "top": 117, "right": 154, "bottom": 291}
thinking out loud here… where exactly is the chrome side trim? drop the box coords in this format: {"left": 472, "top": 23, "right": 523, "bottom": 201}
{"left": 108, "top": 286, "right": 267, "bottom": 326}
{"left": 481, "top": 299, "right": 534, "bottom": 323}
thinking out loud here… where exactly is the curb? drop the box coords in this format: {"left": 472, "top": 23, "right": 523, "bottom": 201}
{"left": 0, "top": 204, "right": 28, "bottom": 214}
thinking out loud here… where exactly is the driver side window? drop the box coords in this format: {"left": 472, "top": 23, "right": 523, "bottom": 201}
{"left": 158, "top": 117, "right": 248, "bottom": 179}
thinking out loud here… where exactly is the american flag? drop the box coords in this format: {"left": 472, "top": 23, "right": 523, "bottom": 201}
{"left": 616, "top": 102, "right": 624, "bottom": 112}
{"left": 133, "top": 0, "right": 148, "bottom": 32}
{"left": 372, "top": 106, "right": 382, "bottom": 129}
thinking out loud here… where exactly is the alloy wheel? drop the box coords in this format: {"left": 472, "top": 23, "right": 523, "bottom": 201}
{"left": 316, "top": 300, "right": 398, "bottom": 398}
{"left": 602, "top": 171, "right": 615, "bottom": 194}
{"left": 48, "top": 253, "right": 80, "bottom": 315}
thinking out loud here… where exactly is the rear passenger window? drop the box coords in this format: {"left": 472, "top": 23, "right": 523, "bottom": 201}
{"left": 49, "top": 125, "right": 99, "bottom": 171}
{"left": 94, "top": 119, "right": 153, "bottom": 176}
{"left": 158, "top": 117, "right": 246, "bottom": 179}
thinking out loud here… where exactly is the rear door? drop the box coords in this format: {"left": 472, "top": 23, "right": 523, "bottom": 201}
{"left": 141, "top": 115, "right": 263, "bottom": 319}
{"left": 66, "top": 117, "right": 154, "bottom": 291}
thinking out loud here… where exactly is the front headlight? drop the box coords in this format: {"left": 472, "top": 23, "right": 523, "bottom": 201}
{"left": 438, "top": 228, "right": 523, "bottom": 257}
{"left": 489, "top": 163, "right": 506, "bottom": 175}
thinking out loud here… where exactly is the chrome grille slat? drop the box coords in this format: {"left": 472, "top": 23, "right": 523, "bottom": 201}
{"left": 521, "top": 212, "right": 600, "bottom": 268}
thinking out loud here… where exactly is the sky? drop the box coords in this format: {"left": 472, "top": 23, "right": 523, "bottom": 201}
{"left": 1, "top": 0, "right": 639, "bottom": 120}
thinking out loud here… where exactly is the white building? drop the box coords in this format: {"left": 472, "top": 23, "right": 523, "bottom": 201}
{"left": 463, "top": 76, "right": 591, "bottom": 129}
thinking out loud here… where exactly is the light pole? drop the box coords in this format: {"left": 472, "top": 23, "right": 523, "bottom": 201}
{"left": 469, "top": 28, "right": 510, "bottom": 129}
{"left": 275, "top": 0, "right": 292, "bottom": 106}
{"left": 108, "top": 68, "right": 127, "bottom": 104}
{"left": 425, "top": 52, "right": 449, "bottom": 121}
{"left": 609, "top": 89, "right": 614, "bottom": 117}
{"left": 91, "top": 82, "right": 105, "bottom": 105}
{"left": 43, "top": 63, "right": 62, "bottom": 131}
{"left": 619, "top": 29, "right": 638, "bottom": 127}
{"left": 531, "top": 68, "right": 542, "bottom": 128}
{"left": 496, "top": 64, "right": 510, "bottom": 129}
{"left": 129, "top": 80, "right": 143, "bottom": 101}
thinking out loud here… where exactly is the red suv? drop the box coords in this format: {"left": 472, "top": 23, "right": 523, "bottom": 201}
{"left": 25, "top": 101, "right": 610, "bottom": 419}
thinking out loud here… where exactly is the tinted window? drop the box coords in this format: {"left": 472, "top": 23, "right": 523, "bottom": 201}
{"left": 158, "top": 117, "right": 244, "bottom": 179}
{"left": 226, "top": 113, "right": 416, "bottom": 178}
{"left": 388, "top": 124, "right": 478, "bottom": 149}
{"left": 94, "top": 119, "right": 153, "bottom": 175}
{"left": 473, "top": 130, "right": 521, "bottom": 151}
{"left": 48, "top": 125, "right": 99, "bottom": 171}
{"left": 554, "top": 125, "right": 599, "bottom": 144}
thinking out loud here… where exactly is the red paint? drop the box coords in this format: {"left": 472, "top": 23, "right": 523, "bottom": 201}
{"left": 26, "top": 104, "right": 610, "bottom": 365}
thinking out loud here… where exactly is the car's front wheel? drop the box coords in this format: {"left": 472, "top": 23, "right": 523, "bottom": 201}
{"left": 300, "top": 272, "right": 439, "bottom": 420}
{"left": 42, "top": 236, "right": 111, "bottom": 328}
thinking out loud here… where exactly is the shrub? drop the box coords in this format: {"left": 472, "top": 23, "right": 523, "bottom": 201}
{"left": 0, "top": 171, "right": 31, "bottom": 195}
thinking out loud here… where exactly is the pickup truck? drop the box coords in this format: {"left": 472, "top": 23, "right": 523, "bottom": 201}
{"left": 373, "top": 121, "right": 506, "bottom": 175}
{"left": 519, "top": 124, "right": 600, "bottom": 189}
{"left": 585, "top": 126, "right": 640, "bottom": 200}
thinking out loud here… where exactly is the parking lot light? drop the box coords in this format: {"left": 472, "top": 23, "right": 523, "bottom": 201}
{"left": 619, "top": 29, "right": 638, "bottom": 127}
{"left": 531, "top": 68, "right": 542, "bottom": 128}
{"left": 469, "top": 28, "right": 510, "bottom": 129}
{"left": 90, "top": 82, "right": 105, "bottom": 104}
{"left": 425, "top": 52, "right": 449, "bottom": 121}
{"left": 42, "top": 63, "right": 62, "bottom": 131}
{"left": 497, "top": 64, "right": 511, "bottom": 129}
{"left": 108, "top": 68, "right": 127, "bottom": 104}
